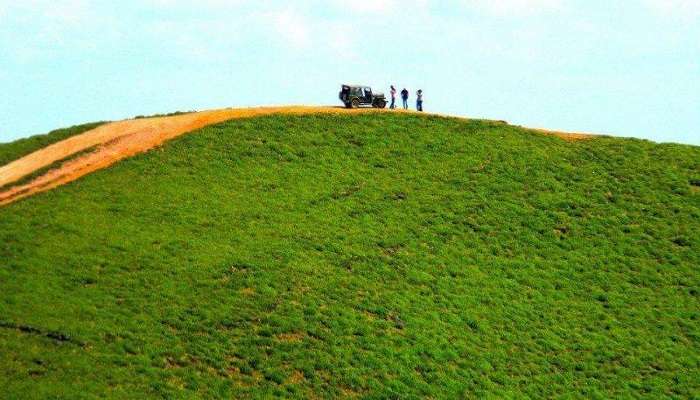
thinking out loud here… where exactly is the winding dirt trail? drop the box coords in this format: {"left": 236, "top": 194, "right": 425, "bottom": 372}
{"left": 0, "top": 106, "right": 593, "bottom": 206}
{"left": 0, "top": 107, "right": 392, "bottom": 205}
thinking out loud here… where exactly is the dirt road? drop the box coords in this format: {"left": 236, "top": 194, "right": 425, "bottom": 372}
{"left": 0, "top": 107, "right": 393, "bottom": 205}
{"left": 0, "top": 106, "right": 592, "bottom": 206}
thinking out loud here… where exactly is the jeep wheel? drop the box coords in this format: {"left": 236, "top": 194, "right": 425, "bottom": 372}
{"left": 344, "top": 102, "right": 352, "bottom": 109}
{"left": 351, "top": 98, "right": 360, "bottom": 109}
{"left": 376, "top": 100, "right": 387, "bottom": 109}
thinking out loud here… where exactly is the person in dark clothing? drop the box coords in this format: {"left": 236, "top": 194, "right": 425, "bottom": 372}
{"left": 416, "top": 89, "right": 423, "bottom": 112}
{"left": 401, "top": 88, "right": 409, "bottom": 110}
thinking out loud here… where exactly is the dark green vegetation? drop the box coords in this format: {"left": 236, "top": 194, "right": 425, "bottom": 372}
{"left": 134, "top": 110, "right": 197, "bottom": 119}
{"left": 0, "top": 122, "right": 105, "bottom": 166}
{"left": 1, "top": 113, "right": 698, "bottom": 399}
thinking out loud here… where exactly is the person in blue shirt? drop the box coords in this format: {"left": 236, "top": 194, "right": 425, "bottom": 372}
{"left": 401, "top": 88, "right": 409, "bottom": 110}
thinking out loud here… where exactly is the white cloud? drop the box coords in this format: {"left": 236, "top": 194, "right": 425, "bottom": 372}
{"left": 268, "top": 9, "right": 311, "bottom": 49}
{"left": 644, "top": 0, "right": 700, "bottom": 18}
{"left": 0, "top": 0, "right": 103, "bottom": 62}
{"left": 324, "top": 21, "right": 357, "bottom": 57}
{"left": 0, "top": 0, "right": 93, "bottom": 24}
{"left": 333, "top": 0, "right": 398, "bottom": 13}
{"left": 332, "top": 0, "right": 431, "bottom": 14}
{"left": 462, "top": 0, "right": 564, "bottom": 16}
{"left": 147, "top": 0, "right": 247, "bottom": 7}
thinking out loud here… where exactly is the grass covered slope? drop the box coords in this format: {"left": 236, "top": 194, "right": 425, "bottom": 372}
{"left": 0, "top": 113, "right": 698, "bottom": 398}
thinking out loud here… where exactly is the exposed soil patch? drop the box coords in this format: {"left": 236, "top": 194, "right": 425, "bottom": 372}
{"left": 275, "top": 332, "right": 305, "bottom": 343}
{"left": 528, "top": 127, "right": 595, "bottom": 142}
{"left": 285, "top": 370, "right": 305, "bottom": 384}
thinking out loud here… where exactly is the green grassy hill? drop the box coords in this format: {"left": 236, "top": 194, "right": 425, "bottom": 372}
{"left": 1, "top": 113, "right": 698, "bottom": 398}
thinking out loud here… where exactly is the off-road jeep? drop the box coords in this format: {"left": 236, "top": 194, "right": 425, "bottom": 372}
{"left": 339, "top": 85, "right": 387, "bottom": 109}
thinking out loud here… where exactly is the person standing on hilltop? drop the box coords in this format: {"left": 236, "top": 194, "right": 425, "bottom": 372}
{"left": 416, "top": 89, "right": 423, "bottom": 112}
{"left": 390, "top": 85, "right": 397, "bottom": 109}
{"left": 401, "top": 88, "right": 409, "bottom": 110}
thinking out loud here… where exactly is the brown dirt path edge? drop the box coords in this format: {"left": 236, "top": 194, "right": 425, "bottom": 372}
{"left": 0, "top": 106, "right": 594, "bottom": 206}
{"left": 0, "top": 107, "right": 386, "bottom": 205}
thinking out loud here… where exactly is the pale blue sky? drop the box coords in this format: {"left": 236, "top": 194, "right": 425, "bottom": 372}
{"left": 1, "top": 0, "right": 698, "bottom": 145}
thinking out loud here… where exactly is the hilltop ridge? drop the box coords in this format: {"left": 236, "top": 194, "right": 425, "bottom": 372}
{"left": 0, "top": 106, "right": 599, "bottom": 206}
